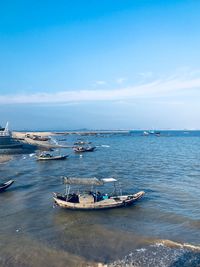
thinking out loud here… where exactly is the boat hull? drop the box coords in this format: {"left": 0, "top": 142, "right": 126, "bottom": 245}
{"left": 36, "top": 155, "right": 68, "bottom": 160}
{"left": 73, "top": 147, "right": 96, "bottom": 153}
{"left": 0, "top": 180, "right": 14, "bottom": 192}
{"left": 53, "top": 191, "right": 145, "bottom": 210}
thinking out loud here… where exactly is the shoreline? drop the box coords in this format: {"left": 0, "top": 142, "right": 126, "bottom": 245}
{"left": 13, "top": 130, "right": 129, "bottom": 136}
{"left": 12, "top": 131, "right": 129, "bottom": 148}
{"left": 0, "top": 155, "right": 13, "bottom": 164}
{"left": 12, "top": 132, "right": 70, "bottom": 148}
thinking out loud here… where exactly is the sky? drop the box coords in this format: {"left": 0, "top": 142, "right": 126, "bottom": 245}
{"left": 1, "top": 0, "right": 200, "bottom": 130}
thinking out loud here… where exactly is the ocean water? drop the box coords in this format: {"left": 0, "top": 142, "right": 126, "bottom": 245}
{"left": 0, "top": 131, "right": 200, "bottom": 267}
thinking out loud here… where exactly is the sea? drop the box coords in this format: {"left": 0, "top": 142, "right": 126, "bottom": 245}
{"left": 0, "top": 130, "right": 200, "bottom": 267}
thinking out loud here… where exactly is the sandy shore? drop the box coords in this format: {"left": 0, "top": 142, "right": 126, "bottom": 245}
{"left": 13, "top": 132, "right": 55, "bottom": 139}
{"left": 12, "top": 130, "right": 128, "bottom": 148}
{"left": 0, "top": 155, "right": 13, "bottom": 164}
{"left": 12, "top": 132, "right": 70, "bottom": 148}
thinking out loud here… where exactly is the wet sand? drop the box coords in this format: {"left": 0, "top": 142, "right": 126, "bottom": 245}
{"left": 12, "top": 132, "right": 65, "bottom": 149}
{"left": 13, "top": 132, "right": 55, "bottom": 139}
{"left": 0, "top": 155, "right": 13, "bottom": 164}
{"left": 0, "top": 235, "right": 98, "bottom": 267}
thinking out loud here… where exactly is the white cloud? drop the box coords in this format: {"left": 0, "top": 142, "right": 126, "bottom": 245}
{"left": 138, "top": 71, "right": 153, "bottom": 79}
{"left": 116, "top": 77, "right": 126, "bottom": 84}
{"left": 1, "top": 75, "right": 200, "bottom": 104}
{"left": 95, "top": 80, "right": 107, "bottom": 85}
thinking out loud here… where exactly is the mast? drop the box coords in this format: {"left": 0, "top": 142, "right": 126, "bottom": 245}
{"left": 4, "top": 122, "right": 9, "bottom": 134}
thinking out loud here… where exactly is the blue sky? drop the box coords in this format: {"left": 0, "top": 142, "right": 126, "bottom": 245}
{"left": 1, "top": 0, "right": 200, "bottom": 130}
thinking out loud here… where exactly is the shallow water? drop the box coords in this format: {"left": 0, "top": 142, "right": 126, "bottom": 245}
{"left": 0, "top": 131, "right": 200, "bottom": 266}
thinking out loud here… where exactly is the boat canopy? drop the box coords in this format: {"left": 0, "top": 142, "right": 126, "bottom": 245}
{"left": 62, "top": 177, "right": 117, "bottom": 186}
{"left": 63, "top": 177, "right": 104, "bottom": 186}
{"left": 101, "top": 178, "right": 117, "bottom": 183}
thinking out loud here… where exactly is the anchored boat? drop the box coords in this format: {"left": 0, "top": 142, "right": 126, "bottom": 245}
{"left": 73, "top": 146, "right": 96, "bottom": 153}
{"left": 0, "top": 180, "right": 14, "bottom": 192}
{"left": 53, "top": 177, "right": 145, "bottom": 210}
{"left": 36, "top": 152, "right": 69, "bottom": 160}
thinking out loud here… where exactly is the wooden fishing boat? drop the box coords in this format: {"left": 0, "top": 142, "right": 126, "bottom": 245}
{"left": 36, "top": 152, "right": 69, "bottom": 160}
{"left": 53, "top": 177, "right": 145, "bottom": 210}
{"left": 73, "top": 146, "right": 96, "bottom": 153}
{"left": 74, "top": 141, "right": 91, "bottom": 145}
{"left": 0, "top": 180, "right": 14, "bottom": 192}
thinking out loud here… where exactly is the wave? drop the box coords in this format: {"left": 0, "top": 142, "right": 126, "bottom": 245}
{"left": 106, "top": 239, "right": 200, "bottom": 267}
{"left": 154, "top": 239, "right": 200, "bottom": 252}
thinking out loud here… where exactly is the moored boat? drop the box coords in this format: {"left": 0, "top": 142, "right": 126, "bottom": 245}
{"left": 143, "top": 130, "right": 161, "bottom": 137}
{"left": 74, "top": 140, "right": 91, "bottom": 145}
{"left": 0, "top": 180, "right": 14, "bottom": 192}
{"left": 53, "top": 177, "right": 145, "bottom": 210}
{"left": 73, "top": 146, "right": 96, "bottom": 153}
{"left": 36, "top": 152, "right": 69, "bottom": 160}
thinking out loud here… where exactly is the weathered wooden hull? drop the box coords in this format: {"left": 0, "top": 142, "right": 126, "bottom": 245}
{"left": 53, "top": 191, "right": 145, "bottom": 210}
{"left": 73, "top": 147, "right": 96, "bottom": 153}
{"left": 36, "top": 155, "right": 68, "bottom": 160}
{"left": 0, "top": 180, "right": 14, "bottom": 192}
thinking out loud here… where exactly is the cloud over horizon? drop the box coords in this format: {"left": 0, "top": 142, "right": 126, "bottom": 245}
{"left": 1, "top": 74, "right": 200, "bottom": 105}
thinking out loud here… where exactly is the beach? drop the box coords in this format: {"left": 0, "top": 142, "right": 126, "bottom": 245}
{"left": 12, "top": 131, "right": 59, "bottom": 148}
{"left": 13, "top": 131, "right": 55, "bottom": 138}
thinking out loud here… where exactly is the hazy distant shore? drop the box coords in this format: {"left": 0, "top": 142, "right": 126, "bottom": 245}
{"left": 13, "top": 130, "right": 129, "bottom": 138}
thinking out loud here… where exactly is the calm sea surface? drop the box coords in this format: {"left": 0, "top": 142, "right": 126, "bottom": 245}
{"left": 0, "top": 131, "right": 200, "bottom": 267}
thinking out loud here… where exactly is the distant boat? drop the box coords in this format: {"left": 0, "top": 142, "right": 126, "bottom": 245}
{"left": 73, "top": 146, "right": 96, "bottom": 153}
{"left": 36, "top": 152, "right": 69, "bottom": 160}
{"left": 0, "top": 180, "right": 14, "bottom": 192}
{"left": 143, "top": 130, "right": 161, "bottom": 137}
{"left": 25, "top": 134, "right": 49, "bottom": 141}
{"left": 149, "top": 130, "right": 155, "bottom": 134}
{"left": 143, "top": 131, "right": 149, "bottom": 136}
{"left": 155, "top": 132, "right": 161, "bottom": 136}
{"left": 53, "top": 177, "right": 145, "bottom": 210}
{"left": 74, "top": 140, "right": 91, "bottom": 145}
